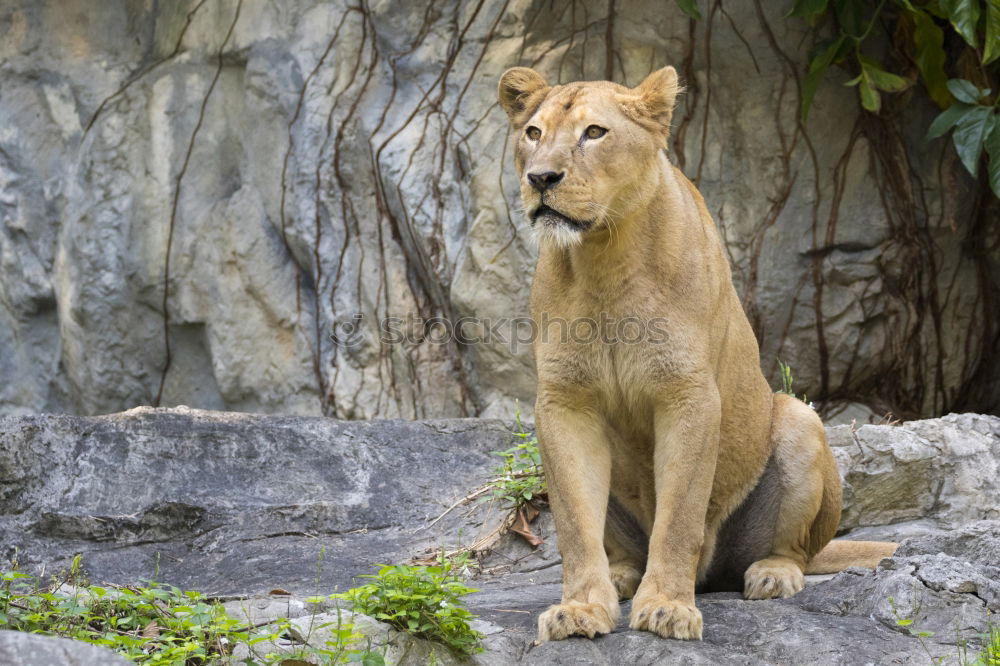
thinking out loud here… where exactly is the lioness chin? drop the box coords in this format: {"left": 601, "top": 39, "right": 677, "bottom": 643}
{"left": 497, "top": 66, "right": 897, "bottom": 643}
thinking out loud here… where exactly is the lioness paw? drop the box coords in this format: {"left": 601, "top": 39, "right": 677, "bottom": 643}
{"left": 609, "top": 562, "right": 643, "bottom": 600}
{"left": 536, "top": 600, "right": 617, "bottom": 642}
{"left": 628, "top": 596, "right": 703, "bottom": 640}
{"left": 744, "top": 558, "right": 805, "bottom": 599}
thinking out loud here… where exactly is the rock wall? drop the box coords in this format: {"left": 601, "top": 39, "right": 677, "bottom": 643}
{"left": 1, "top": 0, "right": 997, "bottom": 419}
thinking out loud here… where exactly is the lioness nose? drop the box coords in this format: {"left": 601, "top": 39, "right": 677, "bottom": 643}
{"left": 527, "top": 171, "right": 565, "bottom": 191}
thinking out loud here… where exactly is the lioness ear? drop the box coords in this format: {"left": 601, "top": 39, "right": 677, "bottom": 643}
{"left": 618, "top": 66, "right": 682, "bottom": 137}
{"left": 498, "top": 67, "right": 550, "bottom": 125}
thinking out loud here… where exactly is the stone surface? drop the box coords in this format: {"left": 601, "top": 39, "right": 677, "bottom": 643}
{"left": 0, "top": 407, "right": 519, "bottom": 594}
{"left": 828, "top": 413, "right": 1000, "bottom": 532}
{"left": 226, "top": 609, "right": 517, "bottom": 666}
{"left": 1, "top": 0, "right": 997, "bottom": 423}
{"left": 0, "top": 631, "right": 132, "bottom": 666}
{"left": 893, "top": 519, "right": 1000, "bottom": 569}
{"left": 2, "top": 409, "right": 999, "bottom": 663}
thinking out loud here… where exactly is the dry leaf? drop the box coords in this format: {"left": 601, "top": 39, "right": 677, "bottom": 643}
{"left": 510, "top": 504, "right": 544, "bottom": 547}
{"left": 141, "top": 620, "right": 160, "bottom": 640}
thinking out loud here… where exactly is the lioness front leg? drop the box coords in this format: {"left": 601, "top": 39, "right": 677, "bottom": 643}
{"left": 630, "top": 392, "right": 720, "bottom": 640}
{"left": 535, "top": 400, "right": 619, "bottom": 642}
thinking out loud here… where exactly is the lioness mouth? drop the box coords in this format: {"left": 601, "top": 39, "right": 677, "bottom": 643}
{"left": 531, "top": 205, "right": 592, "bottom": 230}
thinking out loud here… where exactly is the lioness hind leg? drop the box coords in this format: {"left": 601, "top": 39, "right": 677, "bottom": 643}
{"left": 605, "top": 495, "right": 648, "bottom": 600}
{"left": 744, "top": 556, "right": 805, "bottom": 599}
{"left": 609, "top": 561, "right": 643, "bottom": 600}
{"left": 744, "top": 394, "right": 841, "bottom": 600}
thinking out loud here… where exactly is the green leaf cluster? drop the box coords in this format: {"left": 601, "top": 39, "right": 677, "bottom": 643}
{"left": 845, "top": 55, "right": 911, "bottom": 112}
{"left": 485, "top": 405, "right": 546, "bottom": 509}
{"left": 778, "top": 0, "right": 1000, "bottom": 196}
{"left": 787, "top": 0, "right": 998, "bottom": 117}
{"left": 674, "top": 0, "right": 1000, "bottom": 197}
{"left": 928, "top": 78, "right": 1000, "bottom": 195}
{"left": 0, "top": 558, "right": 378, "bottom": 665}
{"left": 684, "top": 1, "right": 992, "bottom": 197}
{"left": 337, "top": 557, "right": 483, "bottom": 658}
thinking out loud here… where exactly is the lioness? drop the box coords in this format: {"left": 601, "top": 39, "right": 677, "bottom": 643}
{"left": 497, "top": 66, "right": 896, "bottom": 642}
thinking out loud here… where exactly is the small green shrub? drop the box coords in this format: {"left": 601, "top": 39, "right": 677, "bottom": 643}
{"left": 485, "top": 404, "right": 546, "bottom": 510}
{"left": 337, "top": 556, "right": 483, "bottom": 657}
{"left": 0, "top": 555, "right": 375, "bottom": 664}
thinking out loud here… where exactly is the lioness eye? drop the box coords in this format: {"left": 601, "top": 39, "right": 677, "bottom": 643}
{"left": 585, "top": 125, "right": 607, "bottom": 140}
{"left": 526, "top": 126, "right": 541, "bottom": 141}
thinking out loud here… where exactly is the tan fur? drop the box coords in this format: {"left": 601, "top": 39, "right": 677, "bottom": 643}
{"left": 497, "top": 66, "right": 896, "bottom": 643}
{"left": 806, "top": 540, "right": 899, "bottom": 574}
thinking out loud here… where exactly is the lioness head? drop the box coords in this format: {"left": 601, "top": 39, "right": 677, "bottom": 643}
{"left": 497, "top": 66, "right": 681, "bottom": 248}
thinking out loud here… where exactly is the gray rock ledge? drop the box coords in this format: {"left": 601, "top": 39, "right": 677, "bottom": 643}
{"left": 1, "top": 408, "right": 998, "bottom": 664}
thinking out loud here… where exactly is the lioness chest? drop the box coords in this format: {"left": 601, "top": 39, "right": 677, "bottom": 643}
{"left": 531, "top": 261, "right": 716, "bottom": 433}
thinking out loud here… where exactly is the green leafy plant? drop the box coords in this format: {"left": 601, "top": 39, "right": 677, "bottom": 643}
{"left": 0, "top": 555, "right": 376, "bottom": 664}
{"left": 970, "top": 620, "right": 1000, "bottom": 665}
{"left": 927, "top": 78, "right": 1000, "bottom": 195}
{"left": 673, "top": 0, "right": 1000, "bottom": 197}
{"left": 775, "top": 359, "right": 811, "bottom": 404}
{"left": 337, "top": 555, "right": 483, "bottom": 658}
{"left": 486, "top": 405, "right": 546, "bottom": 510}
{"left": 417, "top": 407, "right": 547, "bottom": 558}
{"left": 786, "top": 0, "right": 1000, "bottom": 196}
{"left": 786, "top": 0, "right": 998, "bottom": 115}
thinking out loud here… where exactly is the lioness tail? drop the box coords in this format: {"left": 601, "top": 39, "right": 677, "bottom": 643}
{"left": 804, "top": 540, "right": 898, "bottom": 574}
